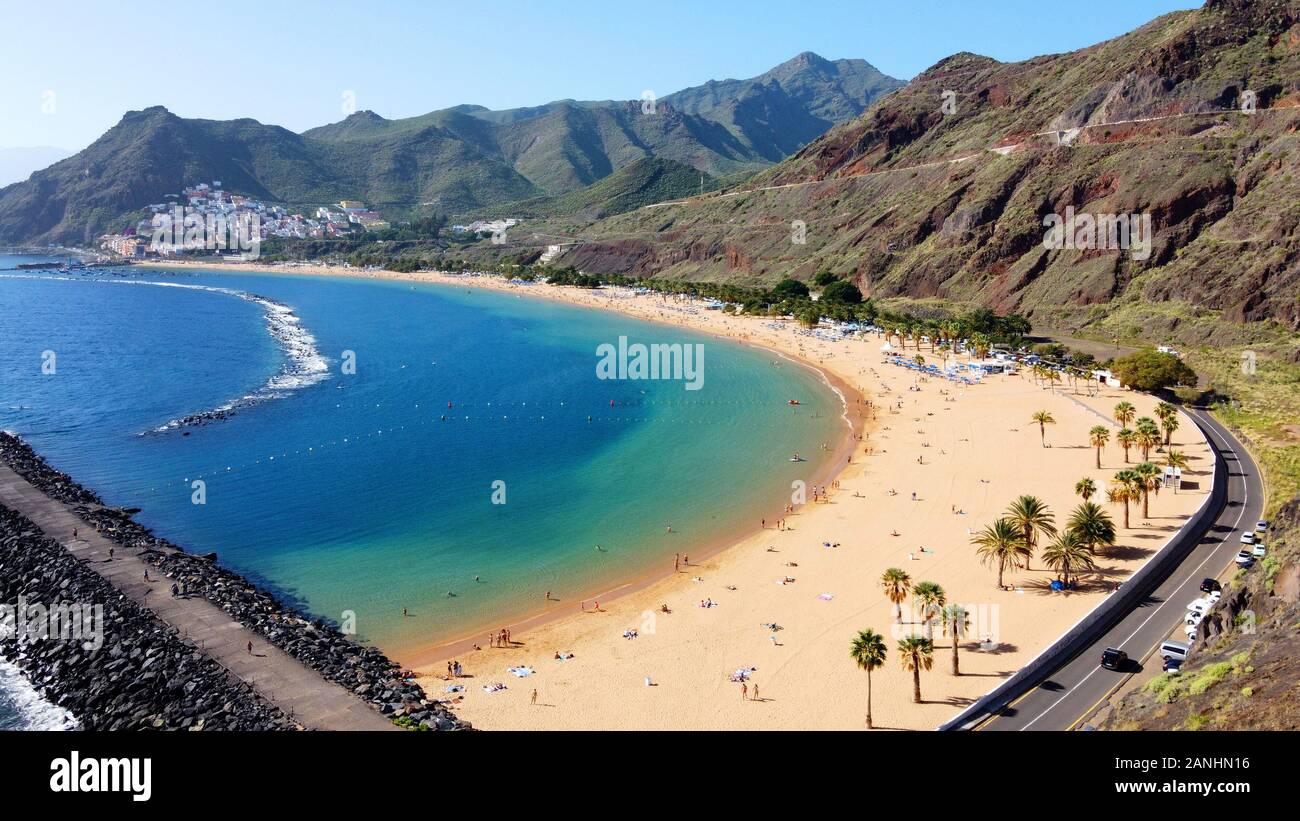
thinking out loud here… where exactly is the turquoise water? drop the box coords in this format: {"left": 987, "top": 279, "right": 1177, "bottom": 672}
{"left": 0, "top": 260, "right": 844, "bottom": 659}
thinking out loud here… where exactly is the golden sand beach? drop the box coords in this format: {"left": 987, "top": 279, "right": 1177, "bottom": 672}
{"left": 140, "top": 260, "right": 1212, "bottom": 730}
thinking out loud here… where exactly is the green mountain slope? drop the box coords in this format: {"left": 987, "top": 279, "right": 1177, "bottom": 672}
{"left": 665, "top": 51, "right": 904, "bottom": 158}
{"left": 487, "top": 157, "right": 720, "bottom": 219}
{"left": 0, "top": 53, "right": 899, "bottom": 245}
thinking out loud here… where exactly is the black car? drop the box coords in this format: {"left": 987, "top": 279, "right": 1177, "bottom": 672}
{"left": 1101, "top": 648, "right": 1128, "bottom": 670}
{"left": 1199, "top": 578, "right": 1222, "bottom": 594}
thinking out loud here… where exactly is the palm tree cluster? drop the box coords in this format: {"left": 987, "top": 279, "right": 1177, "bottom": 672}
{"left": 1109, "top": 461, "right": 1164, "bottom": 523}
{"left": 970, "top": 496, "right": 1116, "bottom": 589}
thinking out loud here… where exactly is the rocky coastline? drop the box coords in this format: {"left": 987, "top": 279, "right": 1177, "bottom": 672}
{"left": 0, "top": 502, "right": 297, "bottom": 730}
{"left": 0, "top": 432, "right": 470, "bottom": 731}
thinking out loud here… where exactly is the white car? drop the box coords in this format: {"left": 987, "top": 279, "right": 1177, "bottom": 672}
{"left": 1240, "top": 532, "right": 1255, "bottom": 545}
{"left": 1185, "top": 610, "right": 1204, "bottom": 627}
{"left": 1159, "top": 640, "right": 1191, "bottom": 661}
{"left": 1235, "top": 550, "right": 1255, "bottom": 567}
{"left": 1256, "top": 520, "right": 1269, "bottom": 534}
{"left": 1184, "top": 622, "right": 1199, "bottom": 639}
{"left": 1252, "top": 543, "right": 1267, "bottom": 558}
{"left": 1186, "top": 599, "right": 1212, "bottom": 617}
{"left": 1206, "top": 589, "right": 1222, "bottom": 603}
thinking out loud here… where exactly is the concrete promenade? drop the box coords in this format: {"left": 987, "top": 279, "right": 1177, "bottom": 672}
{"left": 0, "top": 463, "right": 397, "bottom": 731}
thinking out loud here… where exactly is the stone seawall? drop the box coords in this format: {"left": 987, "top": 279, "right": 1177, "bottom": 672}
{"left": 0, "top": 432, "right": 469, "bottom": 731}
{"left": 0, "top": 502, "right": 298, "bottom": 730}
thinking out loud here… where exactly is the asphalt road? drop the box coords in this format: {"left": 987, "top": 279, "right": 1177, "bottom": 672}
{"left": 979, "top": 409, "right": 1265, "bottom": 731}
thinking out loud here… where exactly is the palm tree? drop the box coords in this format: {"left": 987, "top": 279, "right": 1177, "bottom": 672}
{"left": 1116, "top": 427, "right": 1137, "bottom": 463}
{"left": 1135, "top": 461, "right": 1162, "bottom": 519}
{"left": 1067, "top": 502, "right": 1117, "bottom": 554}
{"left": 1159, "top": 413, "right": 1180, "bottom": 447}
{"left": 1135, "top": 418, "right": 1161, "bottom": 461}
{"left": 1075, "top": 477, "right": 1097, "bottom": 501}
{"left": 970, "top": 332, "right": 991, "bottom": 359}
{"left": 912, "top": 581, "right": 946, "bottom": 639}
{"left": 1005, "top": 495, "right": 1057, "bottom": 571}
{"left": 880, "top": 568, "right": 911, "bottom": 623}
{"left": 1088, "top": 425, "right": 1111, "bottom": 469}
{"left": 849, "top": 629, "right": 887, "bottom": 728}
{"left": 1113, "top": 401, "right": 1136, "bottom": 428}
{"left": 1109, "top": 469, "right": 1142, "bottom": 529}
{"left": 1041, "top": 529, "right": 1097, "bottom": 587}
{"left": 971, "top": 519, "right": 1031, "bottom": 588}
{"left": 1031, "top": 410, "right": 1056, "bottom": 447}
{"left": 940, "top": 604, "right": 970, "bottom": 675}
{"left": 1155, "top": 401, "right": 1176, "bottom": 421}
{"left": 1047, "top": 369, "right": 1062, "bottom": 393}
{"left": 897, "top": 635, "right": 934, "bottom": 703}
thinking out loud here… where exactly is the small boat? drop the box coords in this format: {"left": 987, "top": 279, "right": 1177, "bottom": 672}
{"left": 787, "top": 399, "right": 800, "bottom": 405}
{"left": 789, "top": 454, "right": 805, "bottom": 462}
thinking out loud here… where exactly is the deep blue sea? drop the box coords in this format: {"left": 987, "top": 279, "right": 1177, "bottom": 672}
{"left": 0, "top": 257, "right": 843, "bottom": 725}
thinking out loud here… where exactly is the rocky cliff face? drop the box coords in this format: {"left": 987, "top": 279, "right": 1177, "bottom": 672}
{"left": 553, "top": 0, "right": 1300, "bottom": 332}
{"left": 1103, "top": 496, "right": 1300, "bottom": 730}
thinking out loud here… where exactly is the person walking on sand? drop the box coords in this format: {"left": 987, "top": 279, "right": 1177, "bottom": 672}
{"left": 531, "top": 689, "right": 538, "bottom": 706}
{"left": 753, "top": 683, "right": 759, "bottom": 702}
{"left": 246, "top": 640, "right": 253, "bottom": 655}
{"left": 741, "top": 682, "right": 748, "bottom": 701}
{"left": 108, "top": 547, "right": 114, "bottom": 561}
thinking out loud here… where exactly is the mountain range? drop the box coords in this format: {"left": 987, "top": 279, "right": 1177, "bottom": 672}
{"left": 545, "top": 0, "right": 1299, "bottom": 334}
{"left": 0, "top": 53, "right": 901, "bottom": 245}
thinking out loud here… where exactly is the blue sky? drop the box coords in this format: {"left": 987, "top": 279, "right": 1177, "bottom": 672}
{"left": 2, "top": 0, "right": 1202, "bottom": 152}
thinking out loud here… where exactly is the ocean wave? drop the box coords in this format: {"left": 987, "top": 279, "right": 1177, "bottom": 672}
{"left": 0, "top": 273, "right": 329, "bottom": 434}
{"left": 0, "top": 658, "right": 78, "bottom": 730}
{"left": 134, "top": 282, "right": 330, "bottom": 433}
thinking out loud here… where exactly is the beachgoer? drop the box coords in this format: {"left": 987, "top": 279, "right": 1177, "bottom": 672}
{"left": 531, "top": 689, "right": 538, "bottom": 706}
{"left": 246, "top": 640, "right": 253, "bottom": 655}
